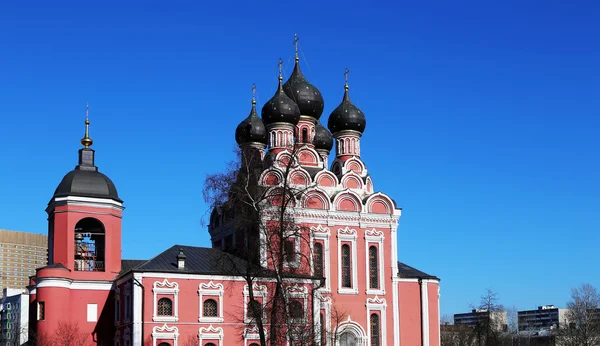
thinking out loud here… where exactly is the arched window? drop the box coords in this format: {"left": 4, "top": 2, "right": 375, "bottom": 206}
{"left": 289, "top": 300, "right": 303, "bottom": 319}
{"left": 370, "top": 313, "right": 380, "bottom": 346}
{"left": 369, "top": 245, "right": 379, "bottom": 289}
{"left": 302, "top": 128, "right": 308, "bottom": 143}
{"left": 158, "top": 343, "right": 171, "bottom": 346}
{"left": 157, "top": 298, "right": 173, "bottom": 316}
{"left": 341, "top": 244, "right": 351, "bottom": 288}
{"left": 204, "top": 343, "right": 217, "bottom": 346}
{"left": 250, "top": 344, "right": 260, "bottom": 346}
{"left": 320, "top": 312, "right": 325, "bottom": 346}
{"left": 339, "top": 331, "right": 357, "bottom": 346}
{"left": 313, "top": 242, "right": 323, "bottom": 277}
{"left": 74, "top": 218, "right": 105, "bottom": 272}
{"left": 203, "top": 299, "right": 218, "bottom": 317}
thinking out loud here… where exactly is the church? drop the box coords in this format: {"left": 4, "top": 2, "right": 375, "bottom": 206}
{"left": 28, "top": 40, "right": 441, "bottom": 346}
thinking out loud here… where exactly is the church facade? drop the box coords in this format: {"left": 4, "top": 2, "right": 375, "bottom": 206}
{"left": 28, "top": 45, "right": 440, "bottom": 346}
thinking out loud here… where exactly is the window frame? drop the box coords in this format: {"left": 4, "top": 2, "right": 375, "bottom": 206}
{"left": 365, "top": 229, "right": 385, "bottom": 295}
{"left": 198, "top": 281, "right": 224, "bottom": 323}
{"left": 243, "top": 284, "right": 267, "bottom": 324}
{"left": 366, "top": 296, "right": 387, "bottom": 346}
{"left": 310, "top": 225, "right": 331, "bottom": 292}
{"left": 151, "top": 324, "right": 178, "bottom": 346}
{"left": 198, "top": 325, "right": 223, "bottom": 346}
{"left": 156, "top": 297, "right": 174, "bottom": 317}
{"left": 152, "top": 279, "right": 179, "bottom": 322}
{"left": 337, "top": 227, "right": 358, "bottom": 294}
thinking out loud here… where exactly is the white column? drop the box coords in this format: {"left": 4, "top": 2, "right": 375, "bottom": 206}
{"left": 421, "top": 280, "right": 430, "bottom": 346}
{"left": 133, "top": 274, "right": 143, "bottom": 346}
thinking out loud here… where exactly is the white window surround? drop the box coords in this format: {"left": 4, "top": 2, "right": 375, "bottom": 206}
{"left": 243, "top": 283, "right": 268, "bottom": 324}
{"left": 286, "top": 284, "right": 309, "bottom": 323}
{"left": 243, "top": 326, "right": 263, "bottom": 345}
{"left": 310, "top": 225, "right": 331, "bottom": 292}
{"left": 364, "top": 229, "right": 385, "bottom": 296}
{"left": 199, "top": 325, "right": 223, "bottom": 346}
{"left": 198, "top": 281, "right": 224, "bottom": 323}
{"left": 366, "top": 296, "right": 387, "bottom": 346}
{"left": 123, "top": 328, "right": 131, "bottom": 346}
{"left": 337, "top": 227, "right": 358, "bottom": 294}
{"left": 152, "top": 324, "right": 179, "bottom": 346}
{"left": 114, "top": 329, "right": 120, "bottom": 346}
{"left": 317, "top": 295, "right": 332, "bottom": 345}
{"left": 153, "top": 279, "right": 179, "bottom": 322}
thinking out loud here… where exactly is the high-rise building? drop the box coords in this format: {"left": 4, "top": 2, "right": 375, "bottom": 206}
{"left": 0, "top": 288, "right": 29, "bottom": 346}
{"left": 0, "top": 230, "right": 47, "bottom": 292}
{"left": 454, "top": 309, "right": 508, "bottom": 332}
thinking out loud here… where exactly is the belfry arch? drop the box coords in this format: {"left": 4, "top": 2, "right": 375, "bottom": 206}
{"left": 74, "top": 217, "right": 105, "bottom": 271}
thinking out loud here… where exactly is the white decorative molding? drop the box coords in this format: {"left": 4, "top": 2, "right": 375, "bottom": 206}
{"left": 282, "top": 229, "right": 302, "bottom": 269}
{"left": 365, "top": 229, "right": 385, "bottom": 296}
{"left": 421, "top": 280, "right": 430, "bottom": 346}
{"left": 198, "top": 281, "right": 224, "bottom": 323}
{"left": 199, "top": 325, "right": 224, "bottom": 346}
{"left": 336, "top": 316, "right": 368, "bottom": 345}
{"left": 337, "top": 227, "right": 358, "bottom": 295}
{"left": 286, "top": 284, "right": 309, "bottom": 323}
{"left": 152, "top": 324, "right": 179, "bottom": 346}
{"left": 366, "top": 296, "right": 387, "bottom": 346}
{"left": 152, "top": 279, "right": 179, "bottom": 322}
{"left": 132, "top": 274, "right": 143, "bottom": 345}
{"left": 243, "top": 283, "right": 268, "bottom": 324}
{"left": 243, "top": 326, "right": 262, "bottom": 344}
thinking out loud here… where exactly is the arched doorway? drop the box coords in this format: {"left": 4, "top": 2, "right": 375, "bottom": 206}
{"left": 336, "top": 319, "right": 367, "bottom": 346}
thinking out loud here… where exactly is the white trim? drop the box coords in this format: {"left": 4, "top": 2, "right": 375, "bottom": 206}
{"left": 282, "top": 230, "right": 302, "bottom": 269}
{"left": 336, "top": 316, "right": 368, "bottom": 345}
{"left": 366, "top": 296, "right": 387, "bottom": 346}
{"left": 153, "top": 279, "right": 179, "bottom": 322}
{"left": 71, "top": 281, "right": 114, "bottom": 290}
{"left": 198, "top": 281, "right": 224, "bottom": 323}
{"left": 364, "top": 229, "right": 385, "bottom": 296}
{"left": 337, "top": 227, "right": 358, "bottom": 294}
{"left": 286, "top": 284, "right": 309, "bottom": 324}
{"left": 317, "top": 294, "right": 332, "bottom": 345}
{"left": 310, "top": 225, "right": 331, "bottom": 292}
{"left": 243, "top": 283, "right": 268, "bottom": 324}
{"left": 138, "top": 272, "right": 314, "bottom": 284}
{"left": 199, "top": 325, "right": 224, "bottom": 346}
{"left": 438, "top": 286, "right": 441, "bottom": 346}
{"left": 34, "top": 277, "right": 114, "bottom": 290}
{"left": 390, "top": 224, "right": 400, "bottom": 346}
{"left": 243, "top": 326, "right": 263, "bottom": 345}
{"left": 132, "top": 274, "right": 143, "bottom": 346}
{"left": 152, "top": 324, "right": 179, "bottom": 346}
{"left": 421, "top": 281, "right": 430, "bottom": 346}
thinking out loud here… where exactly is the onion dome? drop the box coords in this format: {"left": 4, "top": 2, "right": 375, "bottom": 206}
{"left": 261, "top": 59, "right": 301, "bottom": 126}
{"left": 283, "top": 58, "right": 324, "bottom": 119}
{"left": 327, "top": 69, "right": 366, "bottom": 135}
{"left": 313, "top": 121, "right": 333, "bottom": 152}
{"left": 54, "top": 105, "right": 121, "bottom": 202}
{"left": 235, "top": 85, "right": 267, "bottom": 145}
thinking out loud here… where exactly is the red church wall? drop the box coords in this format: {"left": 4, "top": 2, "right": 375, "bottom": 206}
{"left": 399, "top": 281, "right": 422, "bottom": 346}
{"left": 428, "top": 281, "right": 441, "bottom": 346}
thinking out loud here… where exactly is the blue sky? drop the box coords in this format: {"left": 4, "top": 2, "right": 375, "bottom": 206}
{"left": 0, "top": 1, "right": 598, "bottom": 317}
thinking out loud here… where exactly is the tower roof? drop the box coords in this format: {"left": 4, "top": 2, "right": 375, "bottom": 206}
{"left": 261, "top": 58, "right": 301, "bottom": 126}
{"left": 53, "top": 106, "right": 121, "bottom": 202}
{"left": 327, "top": 69, "right": 366, "bottom": 135}
{"left": 235, "top": 84, "right": 268, "bottom": 146}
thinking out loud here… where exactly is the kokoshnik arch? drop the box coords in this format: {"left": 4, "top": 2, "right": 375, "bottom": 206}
{"left": 28, "top": 38, "right": 441, "bottom": 346}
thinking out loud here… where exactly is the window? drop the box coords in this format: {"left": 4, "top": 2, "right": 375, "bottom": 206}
{"left": 250, "top": 344, "right": 260, "bottom": 346}
{"left": 370, "top": 313, "right": 380, "bottom": 346}
{"left": 302, "top": 128, "right": 308, "bottom": 143}
{"left": 247, "top": 299, "right": 262, "bottom": 320}
{"left": 289, "top": 300, "right": 303, "bottom": 319}
{"left": 37, "top": 301, "right": 45, "bottom": 321}
{"left": 313, "top": 242, "right": 323, "bottom": 277}
{"left": 205, "top": 344, "right": 217, "bottom": 346}
{"left": 284, "top": 239, "right": 295, "bottom": 263}
{"left": 87, "top": 304, "right": 98, "bottom": 322}
{"left": 157, "top": 298, "right": 173, "bottom": 316}
{"left": 369, "top": 246, "right": 379, "bottom": 289}
{"left": 203, "top": 299, "right": 218, "bottom": 317}
{"left": 341, "top": 244, "right": 351, "bottom": 288}
{"left": 158, "top": 343, "right": 172, "bottom": 346}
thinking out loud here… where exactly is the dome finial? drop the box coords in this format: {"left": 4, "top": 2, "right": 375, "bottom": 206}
{"left": 80, "top": 103, "right": 93, "bottom": 148}
{"left": 252, "top": 82, "right": 256, "bottom": 105}
{"left": 294, "top": 33, "right": 300, "bottom": 62}
{"left": 344, "top": 68, "right": 349, "bottom": 91}
{"left": 278, "top": 58, "right": 283, "bottom": 83}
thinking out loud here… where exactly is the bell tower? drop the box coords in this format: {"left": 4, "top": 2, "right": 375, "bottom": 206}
{"left": 47, "top": 105, "right": 124, "bottom": 280}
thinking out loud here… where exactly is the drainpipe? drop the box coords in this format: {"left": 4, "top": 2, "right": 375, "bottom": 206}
{"left": 133, "top": 277, "right": 144, "bottom": 346}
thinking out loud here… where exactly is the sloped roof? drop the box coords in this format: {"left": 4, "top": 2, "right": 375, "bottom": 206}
{"left": 120, "top": 259, "right": 146, "bottom": 274}
{"left": 398, "top": 261, "right": 439, "bottom": 280}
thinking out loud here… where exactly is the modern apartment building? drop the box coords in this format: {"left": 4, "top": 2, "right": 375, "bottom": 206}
{"left": 0, "top": 230, "right": 47, "bottom": 291}
{"left": 518, "top": 305, "right": 570, "bottom": 332}
{"left": 454, "top": 309, "right": 508, "bottom": 332}
{"left": 0, "top": 288, "right": 29, "bottom": 346}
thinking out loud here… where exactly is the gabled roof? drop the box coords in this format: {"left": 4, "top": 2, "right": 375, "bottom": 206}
{"left": 398, "top": 261, "right": 439, "bottom": 280}
{"left": 120, "top": 259, "right": 146, "bottom": 274}
{"left": 129, "top": 245, "right": 250, "bottom": 275}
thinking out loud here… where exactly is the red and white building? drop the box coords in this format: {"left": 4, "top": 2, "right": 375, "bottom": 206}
{"left": 28, "top": 52, "right": 441, "bottom": 346}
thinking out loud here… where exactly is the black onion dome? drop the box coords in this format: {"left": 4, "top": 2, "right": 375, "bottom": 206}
{"left": 235, "top": 101, "right": 267, "bottom": 145}
{"left": 283, "top": 61, "right": 324, "bottom": 119}
{"left": 314, "top": 121, "right": 333, "bottom": 152}
{"left": 261, "top": 77, "right": 301, "bottom": 126}
{"left": 327, "top": 86, "right": 366, "bottom": 135}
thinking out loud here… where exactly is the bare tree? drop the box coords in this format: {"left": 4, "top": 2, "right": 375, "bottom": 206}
{"left": 558, "top": 283, "right": 600, "bottom": 346}
{"left": 470, "top": 289, "right": 505, "bottom": 346}
{"left": 203, "top": 146, "right": 325, "bottom": 346}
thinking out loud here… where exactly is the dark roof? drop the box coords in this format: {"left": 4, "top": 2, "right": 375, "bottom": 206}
{"left": 53, "top": 148, "right": 121, "bottom": 202}
{"left": 398, "top": 261, "right": 439, "bottom": 280}
{"left": 283, "top": 60, "right": 324, "bottom": 119}
{"left": 120, "top": 259, "right": 145, "bottom": 274}
{"left": 132, "top": 245, "right": 251, "bottom": 275}
{"left": 328, "top": 86, "right": 366, "bottom": 135}
{"left": 235, "top": 101, "right": 267, "bottom": 146}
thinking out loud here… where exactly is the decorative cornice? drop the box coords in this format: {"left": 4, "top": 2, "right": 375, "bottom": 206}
{"left": 152, "top": 324, "right": 178, "bottom": 333}
{"left": 199, "top": 281, "right": 224, "bottom": 291}
{"left": 153, "top": 279, "right": 178, "bottom": 290}
{"left": 199, "top": 325, "right": 223, "bottom": 334}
